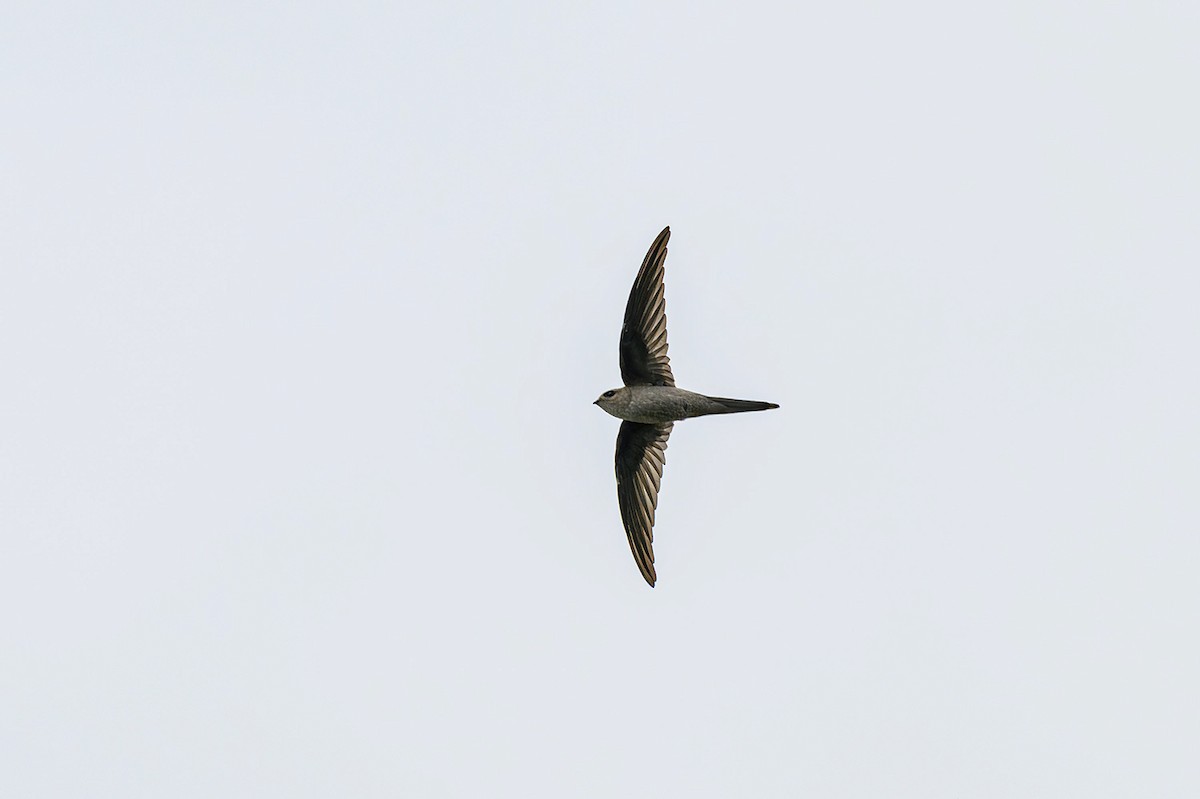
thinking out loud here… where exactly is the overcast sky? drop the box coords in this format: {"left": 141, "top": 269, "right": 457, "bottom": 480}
{"left": 3, "top": 2, "right": 1198, "bottom": 796}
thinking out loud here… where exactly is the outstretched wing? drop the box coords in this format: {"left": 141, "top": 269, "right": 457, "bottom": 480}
{"left": 615, "top": 421, "right": 673, "bottom": 587}
{"left": 619, "top": 226, "right": 675, "bottom": 387}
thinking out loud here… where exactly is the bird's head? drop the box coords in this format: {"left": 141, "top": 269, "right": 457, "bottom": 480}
{"left": 593, "top": 387, "right": 628, "bottom": 417}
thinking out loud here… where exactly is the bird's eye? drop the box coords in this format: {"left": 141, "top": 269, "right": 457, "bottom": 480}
{"left": 603, "top": 390, "right": 616, "bottom": 398}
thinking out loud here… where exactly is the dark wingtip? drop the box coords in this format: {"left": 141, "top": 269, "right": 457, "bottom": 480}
{"left": 643, "top": 561, "right": 657, "bottom": 587}
{"left": 640, "top": 562, "right": 657, "bottom": 587}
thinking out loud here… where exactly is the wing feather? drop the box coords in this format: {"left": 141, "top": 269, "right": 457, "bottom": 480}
{"left": 615, "top": 421, "right": 673, "bottom": 587}
{"left": 619, "top": 227, "right": 676, "bottom": 387}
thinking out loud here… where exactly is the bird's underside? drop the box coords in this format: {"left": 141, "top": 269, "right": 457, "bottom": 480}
{"left": 598, "top": 226, "right": 778, "bottom": 587}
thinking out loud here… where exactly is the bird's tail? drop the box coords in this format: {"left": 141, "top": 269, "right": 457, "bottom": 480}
{"left": 701, "top": 396, "right": 780, "bottom": 414}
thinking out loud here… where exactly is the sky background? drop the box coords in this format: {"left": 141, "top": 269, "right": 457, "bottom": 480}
{"left": 3, "top": 1, "right": 1199, "bottom": 796}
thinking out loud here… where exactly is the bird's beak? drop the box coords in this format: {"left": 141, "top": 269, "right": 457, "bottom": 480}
{"left": 593, "top": 399, "right": 600, "bottom": 405}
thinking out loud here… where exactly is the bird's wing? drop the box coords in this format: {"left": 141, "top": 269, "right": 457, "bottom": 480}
{"left": 615, "top": 421, "right": 673, "bottom": 587}
{"left": 619, "top": 226, "right": 675, "bottom": 387}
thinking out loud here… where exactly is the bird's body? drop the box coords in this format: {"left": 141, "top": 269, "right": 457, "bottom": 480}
{"left": 596, "top": 226, "right": 778, "bottom": 587}
{"left": 595, "top": 385, "right": 778, "bottom": 424}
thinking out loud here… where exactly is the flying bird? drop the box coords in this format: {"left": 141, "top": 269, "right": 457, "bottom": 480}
{"left": 594, "top": 226, "right": 778, "bottom": 586}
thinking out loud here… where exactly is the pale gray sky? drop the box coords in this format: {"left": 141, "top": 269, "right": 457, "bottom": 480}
{"left": 3, "top": 1, "right": 1198, "bottom": 796}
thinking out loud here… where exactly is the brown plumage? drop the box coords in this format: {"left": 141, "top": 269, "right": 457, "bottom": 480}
{"left": 594, "top": 226, "right": 779, "bottom": 587}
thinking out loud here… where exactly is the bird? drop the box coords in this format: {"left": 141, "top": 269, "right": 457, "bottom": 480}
{"left": 594, "top": 226, "right": 778, "bottom": 587}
